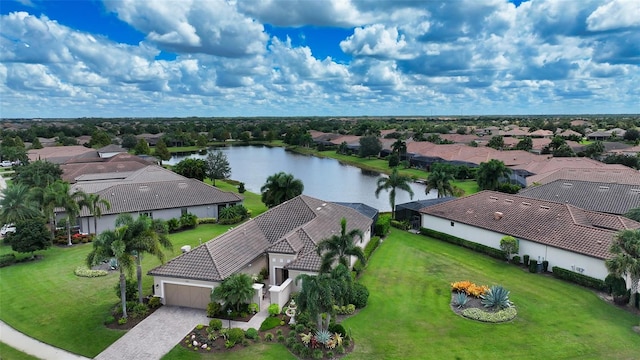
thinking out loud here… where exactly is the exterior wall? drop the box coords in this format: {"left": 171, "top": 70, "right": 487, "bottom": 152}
{"left": 422, "top": 214, "right": 609, "bottom": 281}
{"left": 152, "top": 275, "right": 218, "bottom": 305}
{"left": 267, "top": 252, "right": 298, "bottom": 285}
{"left": 269, "top": 278, "right": 293, "bottom": 310}
{"left": 235, "top": 254, "right": 267, "bottom": 279}
{"left": 77, "top": 202, "right": 240, "bottom": 234}
{"left": 349, "top": 228, "right": 371, "bottom": 268}
{"left": 287, "top": 270, "right": 316, "bottom": 292}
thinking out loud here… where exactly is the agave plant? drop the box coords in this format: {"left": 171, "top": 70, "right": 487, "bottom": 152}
{"left": 453, "top": 291, "right": 469, "bottom": 309}
{"left": 481, "top": 285, "right": 512, "bottom": 309}
{"left": 314, "top": 329, "right": 332, "bottom": 345}
{"left": 333, "top": 332, "right": 343, "bottom": 347}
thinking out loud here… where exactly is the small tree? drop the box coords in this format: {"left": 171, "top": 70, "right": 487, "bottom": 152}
{"left": 10, "top": 218, "right": 52, "bottom": 256}
{"left": 205, "top": 150, "right": 231, "bottom": 186}
{"left": 211, "top": 273, "right": 255, "bottom": 312}
{"left": 133, "top": 138, "right": 151, "bottom": 155}
{"left": 500, "top": 236, "right": 519, "bottom": 261}
{"left": 153, "top": 138, "right": 172, "bottom": 164}
{"left": 359, "top": 136, "right": 382, "bottom": 158}
{"left": 606, "top": 229, "right": 640, "bottom": 308}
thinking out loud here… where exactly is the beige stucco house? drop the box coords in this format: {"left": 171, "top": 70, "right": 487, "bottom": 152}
{"left": 148, "top": 195, "right": 375, "bottom": 310}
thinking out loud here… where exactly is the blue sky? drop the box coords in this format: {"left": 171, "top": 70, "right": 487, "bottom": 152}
{"left": 0, "top": 0, "right": 638, "bottom": 118}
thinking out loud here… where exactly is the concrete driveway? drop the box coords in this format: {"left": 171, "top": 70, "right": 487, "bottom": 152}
{"left": 94, "top": 306, "right": 209, "bottom": 360}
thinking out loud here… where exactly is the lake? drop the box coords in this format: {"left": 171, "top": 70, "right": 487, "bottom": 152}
{"left": 167, "top": 145, "right": 434, "bottom": 211}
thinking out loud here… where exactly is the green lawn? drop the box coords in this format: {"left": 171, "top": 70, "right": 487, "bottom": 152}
{"left": 0, "top": 342, "right": 40, "bottom": 360}
{"left": 162, "top": 343, "right": 295, "bottom": 360}
{"left": 0, "top": 224, "right": 235, "bottom": 358}
{"left": 342, "top": 229, "right": 640, "bottom": 359}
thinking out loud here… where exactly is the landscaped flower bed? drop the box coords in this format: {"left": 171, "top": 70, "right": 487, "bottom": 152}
{"left": 450, "top": 280, "right": 517, "bottom": 323}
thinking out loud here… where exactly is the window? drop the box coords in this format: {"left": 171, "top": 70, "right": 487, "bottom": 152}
{"left": 181, "top": 207, "right": 188, "bottom": 216}
{"left": 141, "top": 212, "right": 153, "bottom": 219}
{"left": 450, "top": 221, "right": 454, "bottom": 227}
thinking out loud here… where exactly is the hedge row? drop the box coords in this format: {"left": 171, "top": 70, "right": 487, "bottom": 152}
{"left": 353, "top": 236, "right": 381, "bottom": 275}
{"left": 551, "top": 266, "right": 607, "bottom": 291}
{"left": 0, "top": 253, "right": 16, "bottom": 267}
{"left": 418, "top": 228, "right": 506, "bottom": 260}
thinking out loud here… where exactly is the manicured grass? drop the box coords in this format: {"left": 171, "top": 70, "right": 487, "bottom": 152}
{"left": 0, "top": 223, "right": 236, "bottom": 358}
{"left": 212, "top": 180, "right": 269, "bottom": 217}
{"left": 161, "top": 342, "right": 295, "bottom": 360}
{"left": 342, "top": 228, "right": 640, "bottom": 359}
{"left": 0, "top": 342, "right": 40, "bottom": 360}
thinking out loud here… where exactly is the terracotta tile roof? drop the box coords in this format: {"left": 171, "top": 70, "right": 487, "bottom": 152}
{"left": 518, "top": 180, "right": 640, "bottom": 215}
{"left": 71, "top": 165, "right": 186, "bottom": 193}
{"left": 525, "top": 167, "right": 640, "bottom": 186}
{"left": 514, "top": 157, "right": 629, "bottom": 175}
{"left": 61, "top": 153, "right": 154, "bottom": 183}
{"left": 420, "top": 191, "right": 640, "bottom": 260}
{"left": 78, "top": 178, "right": 242, "bottom": 217}
{"left": 28, "top": 146, "right": 98, "bottom": 164}
{"left": 149, "top": 195, "right": 374, "bottom": 281}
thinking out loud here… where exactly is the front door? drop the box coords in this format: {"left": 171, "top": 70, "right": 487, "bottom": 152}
{"left": 275, "top": 268, "right": 289, "bottom": 286}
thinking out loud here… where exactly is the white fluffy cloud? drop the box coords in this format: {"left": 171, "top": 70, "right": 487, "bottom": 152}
{"left": 0, "top": 0, "right": 639, "bottom": 117}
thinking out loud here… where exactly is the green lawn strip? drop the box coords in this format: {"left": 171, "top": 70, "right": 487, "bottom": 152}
{"left": 0, "top": 342, "right": 40, "bottom": 360}
{"left": 342, "top": 228, "right": 640, "bottom": 359}
{"left": 161, "top": 342, "right": 295, "bottom": 360}
{"left": 213, "top": 180, "right": 269, "bottom": 217}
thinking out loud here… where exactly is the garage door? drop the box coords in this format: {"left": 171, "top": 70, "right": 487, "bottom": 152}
{"left": 164, "top": 283, "right": 211, "bottom": 309}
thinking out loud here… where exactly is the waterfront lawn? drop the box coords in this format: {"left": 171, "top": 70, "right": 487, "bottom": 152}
{"left": 343, "top": 228, "right": 640, "bottom": 359}
{"left": 0, "top": 224, "right": 233, "bottom": 358}
{"left": 210, "top": 180, "right": 269, "bottom": 217}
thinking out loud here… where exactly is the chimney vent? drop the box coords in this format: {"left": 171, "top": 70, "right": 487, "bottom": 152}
{"left": 494, "top": 211, "right": 503, "bottom": 220}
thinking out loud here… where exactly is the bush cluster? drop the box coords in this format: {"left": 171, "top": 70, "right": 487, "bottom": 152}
{"left": 259, "top": 316, "right": 282, "bottom": 331}
{"left": 374, "top": 215, "right": 391, "bottom": 236}
{"left": 351, "top": 283, "right": 369, "bottom": 308}
{"left": 353, "top": 236, "right": 381, "bottom": 274}
{"left": 451, "top": 280, "right": 489, "bottom": 297}
{"left": 511, "top": 255, "right": 521, "bottom": 265}
{"left": 551, "top": 266, "right": 607, "bottom": 291}
{"left": 333, "top": 304, "right": 356, "bottom": 315}
{"left": 218, "top": 205, "right": 250, "bottom": 225}
{"left": 167, "top": 213, "right": 200, "bottom": 233}
{"left": 461, "top": 307, "right": 517, "bottom": 323}
{"left": 197, "top": 217, "right": 217, "bottom": 224}
{"left": 74, "top": 266, "right": 108, "bottom": 277}
{"left": 390, "top": 219, "right": 410, "bottom": 230}
{"left": 419, "top": 228, "right": 506, "bottom": 260}
{"left": 0, "top": 253, "right": 16, "bottom": 267}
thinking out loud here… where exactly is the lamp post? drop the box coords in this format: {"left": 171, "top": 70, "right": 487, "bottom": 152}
{"left": 227, "top": 309, "right": 232, "bottom": 329}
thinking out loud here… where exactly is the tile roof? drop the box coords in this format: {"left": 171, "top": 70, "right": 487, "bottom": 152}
{"left": 149, "top": 195, "right": 374, "bottom": 281}
{"left": 513, "top": 157, "right": 629, "bottom": 175}
{"left": 420, "top": 191, "right": 640, "bottom": 260}
{"left": 524, "top": 167, "right": 640, "bottom": 186}
{"left": 518, "top": 180, "right": 640, "bottom": 215}
{"left": 71, "top": 165, "right": 187, "bottom": 193}
{"left": 28, "top": 146, "right": 98, "bottom": 164}
{"left": 78, "top": 178, "right": 242, "bottom": 217}
{"left": 61, "top": 153, "right": 154, "bottom": 183}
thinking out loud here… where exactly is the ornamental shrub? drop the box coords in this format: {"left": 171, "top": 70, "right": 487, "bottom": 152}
{"left": 74, "top": 266, "right": 108, "bottom": 277}
{"left": 328, "top": 323, "right": 346, "bottom": 337}
{"left": 209, "top": 318, "right": 223, "bottom": 331}
{"left": 131, "top": 303, "right": 149, "bottom": 319}
{"left": 228, "top": 328, "right": 245, "bottom": 343}
{"left": 167, "top": 218, "right": 181, "bottom": 232}
{"left": 268, "top": 303, "right": 280, "bottom": 316}
{"left": 115, "top": 279, "right": 137, "bottom": 301}
{"left": 511, "top": 255, "right": 521, "bottom": 265}
{"left": 264, "top": 333, "right": 274, "bottom": 342}
{"left": 180, "top": 213, "right": 198, "bottom": 229}
{"left": 542, "top": 260, "right": 549, "bottom": 272}
{"left": 374, "top": 215, "right": 391, "bottom": 236}
{"left": 529, "top": 260, "right": 538, "bottom": 273}
{"left": 207, "top": 302, "right": 221, "bottom": 318}
{"left": 419, "top": 228, "right": 505, "bottom": 260}
{"left": 245, "top": 327, "right": 259, "bottom": 340}
{"left": 523, "top": 255, "right": 530, "bottom": 266}
{"left": 461, "top": 307, "right": 517, "bottom": 322}
{"left": 259, "top": 316, "right": 281, "bottom": 331}
{"left": 0, "top": 253, "right": 16, "bottom": 267}
{"left": 351, "top": 283, "right": 369, "bottom": 308}
{"left": 148, "top": 296, "right": 162, "bottom": 309}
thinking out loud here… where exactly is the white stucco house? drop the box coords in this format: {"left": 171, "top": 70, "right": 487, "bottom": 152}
{"left": 148, "top": 195, "right": 375, "bottom": 310}
{"left": 419, "top": 191, "right": 640, "bottom": 288}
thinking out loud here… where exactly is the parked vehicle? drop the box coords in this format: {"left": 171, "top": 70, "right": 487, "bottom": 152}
{"left": 1, "top": 161, "right": 12, "bottom": 167}
{"left": 1, "top": 224, "right": 16, "bottom": 236}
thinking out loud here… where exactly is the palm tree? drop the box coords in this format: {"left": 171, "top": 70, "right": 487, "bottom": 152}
{"left": 316, "top": 217, "right": 365, "bottom": 273}
{"left": 624, "top": 207, "right": 640, "bottom": 222}
{"left": 476, "top": 159, "right": 512, "bottom": 190}
{"left": 296, "top": 264, "right": 354, "bottom": 331}
{"left": 375, "top": 168, "right": 414, "bottom": 219}
{"left": 295, "top": 272, "right": 336, "bottom": 331}
{"left": 425, "top": 170, "right": 455, "bottom": 198}
{"left": 116, "top": 214, "right": 173, "bottom": 304}
{"left": 0, "top": 183, "right": 40, "bottom": 225}
{"left": 86, "top": 227, "right": 134, "bottom": 318}
{"left": 606, "top": 229, "right": 640, "bottom": 307}
{"left": 260, "top": 172, "right": 304, "bottom": 208}
{"left": 79, "top": 193, "right": 111, "bottom": 234}
{"left": 391, "top": 138, "right": 407, "bottom": 159}
{"left": 47, "top": 181, "right": 86, "bottom": 246}
{"left": 210, "top": 273, "right": 255, "bottom": 312}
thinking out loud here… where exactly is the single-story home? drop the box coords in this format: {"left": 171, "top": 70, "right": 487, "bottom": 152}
{"left": 420, "top": 191, "right": 640, "bottom": 287}
{"left": 518, "top": 180, "right": 640, "bottom": 215}
{"left": 148, "top": 195, "right": 375, "bottom": 310}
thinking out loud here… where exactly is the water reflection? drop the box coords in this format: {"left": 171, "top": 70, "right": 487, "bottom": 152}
{"left": 167, "top": 145, "right": 434, "bottom": 211}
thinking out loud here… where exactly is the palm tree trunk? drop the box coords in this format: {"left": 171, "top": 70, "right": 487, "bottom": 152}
{"left": 94, "top": 216, "right": 98, "bottom": 235}
{"left": 136, "top": 254, "right": 143, "bottom": 304}
{"left": 316, "top": 313, "right": 323, "bottom": 332}
{"left": 120, "top": 269, "right": 128, "bottom": 319}
{"left": 66, "top": 222, "right": 72, "bottom": 246}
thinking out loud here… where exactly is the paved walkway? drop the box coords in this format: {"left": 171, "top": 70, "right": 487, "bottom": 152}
{"left": 0, "top": 320, "right": 91, "bottom": 360}
{"left": 95, "top": 305, "right": 269, "bottom": 360}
